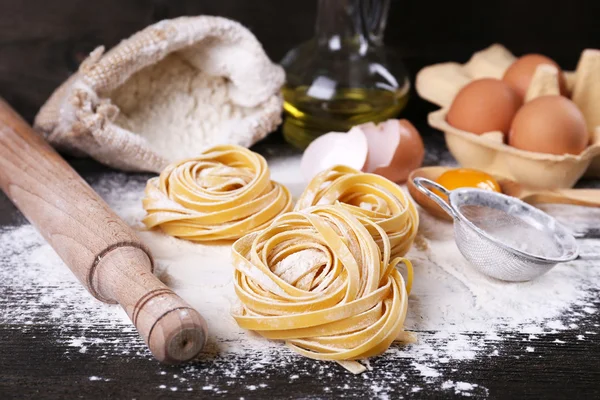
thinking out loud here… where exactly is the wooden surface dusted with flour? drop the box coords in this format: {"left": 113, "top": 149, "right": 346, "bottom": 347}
{"left": 0, "top": 99, "right": 207, "bottom": 364}
{"left": 0, "top": 1, "right": 599, "bottom": 398}
{"left": 0, "top": 131, "right": 598, "bottom": 399}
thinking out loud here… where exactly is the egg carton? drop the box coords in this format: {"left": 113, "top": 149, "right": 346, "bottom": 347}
{"left": 416, "top": 44, "right": 600, "bottom": 189}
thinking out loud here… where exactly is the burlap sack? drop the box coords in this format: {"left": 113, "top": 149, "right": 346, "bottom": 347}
{"left": 35, "top": 16, "right": 285, "bottom": 172}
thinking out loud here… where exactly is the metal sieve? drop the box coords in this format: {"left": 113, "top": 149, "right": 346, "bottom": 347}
{"left": 412, "top": 177, "right": 590, "bottom": 282}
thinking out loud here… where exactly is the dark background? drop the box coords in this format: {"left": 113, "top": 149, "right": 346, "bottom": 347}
{"left": 1, "top": 0, "right": 598, "bottom": 122}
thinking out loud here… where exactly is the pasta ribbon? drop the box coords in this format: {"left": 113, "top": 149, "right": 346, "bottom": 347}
{"left": 142, "top": 145, "right": 292, "bottom": 241}
{"left": 295, "top": 165, "right": 419, "bottom": 258}
{"left": 232, "top": 205, "right": 414, "bottom": 373}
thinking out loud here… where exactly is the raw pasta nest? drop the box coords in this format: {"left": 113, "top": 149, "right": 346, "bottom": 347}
{"left": 142, "top": 144, "right": 292, "bottom": 241}
{"left": 295, "top": 165, "right": 419, "bottom": 258}
{"left": 232, "top": 205, "right": 414, "bottom": 373}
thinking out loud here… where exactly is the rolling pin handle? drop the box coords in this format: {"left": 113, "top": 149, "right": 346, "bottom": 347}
{"left": 93, "top": 246, "right": 208, "bottom": 364}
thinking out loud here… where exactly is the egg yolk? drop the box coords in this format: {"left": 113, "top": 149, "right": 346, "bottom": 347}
{"left": 435, "top": 169, "right": 501, "bottom": 197}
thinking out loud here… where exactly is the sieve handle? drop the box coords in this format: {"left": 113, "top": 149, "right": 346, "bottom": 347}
{"left": 412, "top": 177, "right": 458, "bottom": 219}
{"left": 577, "top": 253, "right": 600, "bottom": 260}
{"left": 575, "top": 240, "right": 600, "bottom": 260}
{"left": 535, "top": 189, "right": 600, "bottom": 208}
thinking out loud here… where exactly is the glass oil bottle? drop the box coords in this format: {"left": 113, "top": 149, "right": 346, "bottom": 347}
{"left": 281, "top": 0, "right": 410, "bottom": 149}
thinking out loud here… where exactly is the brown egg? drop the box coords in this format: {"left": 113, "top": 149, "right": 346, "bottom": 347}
{"left": 447, "top": 78, "right": 522, "bottom": 137}
{"left": 503, "top": 54, "right": 568, "bottom": 99}
{"left": 509, "top": 95, "right": 589, "bottom": 155}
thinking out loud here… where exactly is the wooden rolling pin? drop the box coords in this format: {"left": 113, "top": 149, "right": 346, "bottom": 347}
{"left": 0, "top": 98, "right": 207, "bottom": 364}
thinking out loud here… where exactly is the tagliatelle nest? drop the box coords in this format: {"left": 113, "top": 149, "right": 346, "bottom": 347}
{"left": 295, "top": 165, "right": 419, "bottom": 258}
{"left": 142, "top": 145, "right": 292, "bottom": 241}
{"left": 231, "top": 205, "right": 415, "bottom": 374}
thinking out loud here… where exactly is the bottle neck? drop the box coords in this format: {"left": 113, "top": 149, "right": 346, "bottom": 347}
{"left": 315, "top": 0, "right": 389, "bottom": 50}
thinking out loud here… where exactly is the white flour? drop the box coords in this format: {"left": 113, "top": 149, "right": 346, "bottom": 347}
{"left": 0, "top": 154, "right": 599, "bottom": 397}
{"left": 111, "top": 53, "right": 258, "bottom": 163}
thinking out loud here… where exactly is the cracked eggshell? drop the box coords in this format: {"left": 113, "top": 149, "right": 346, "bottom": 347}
{"left": 361, "top": 121, "right": 400, "bottom": 173}
{"left": 301, "top": 127, "right": 368, "bottom": 182}
{"left": 361, "top": 119, "right": 425, "bottom": 183}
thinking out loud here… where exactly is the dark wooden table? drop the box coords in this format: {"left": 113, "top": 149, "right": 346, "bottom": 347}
{"left": 1, "top": 1, "right": 599, "bottom": 398}
{"left": 0, "top": 121, "right": 599, "bottom": 399}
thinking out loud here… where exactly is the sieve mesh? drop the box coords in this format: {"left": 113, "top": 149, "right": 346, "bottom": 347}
{"left": 449, "top": 189, "right": 579, "bottom": 281}
{"left": 458, "top": 204, "right": 564, "bottom": 259}
{"left": 453, "top": 218, "right": 560, "bottom": 281}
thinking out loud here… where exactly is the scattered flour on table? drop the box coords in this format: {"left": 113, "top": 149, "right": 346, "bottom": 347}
{"left": 0, "top": 154, "right": 599, "bottom": 397}
{"left": 441, "top": 380, "right": 479, "bottom": 396}
{"left": 89, "top": 376, "right": 111, "bottom": 382}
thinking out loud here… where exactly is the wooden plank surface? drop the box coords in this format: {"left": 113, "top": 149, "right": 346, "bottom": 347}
{"left": 0, "top": 131, "right": 599, "bottom": 399}
{"left": 0, "top": 324, "right": 598, "bottom": 399}
{"left": 0, "top": 1, "right": 599, "bottom": 398}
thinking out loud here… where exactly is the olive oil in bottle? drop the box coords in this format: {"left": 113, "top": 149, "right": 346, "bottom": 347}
{"left": 280, "top": 0, "right": 411, "bottom": 149}
{"left": 282, "top": 85, "right": 409, "bottom": 149}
